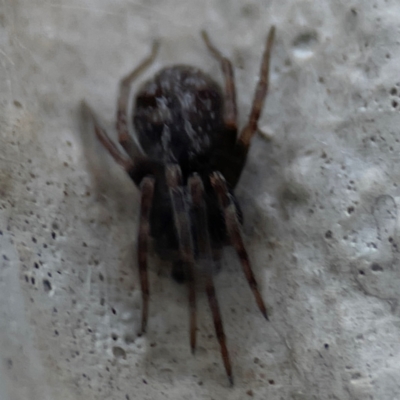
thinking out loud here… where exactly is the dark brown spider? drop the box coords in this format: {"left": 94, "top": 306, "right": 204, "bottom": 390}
{"left": 84, "top": 26, "right": 275, "bottom": 385}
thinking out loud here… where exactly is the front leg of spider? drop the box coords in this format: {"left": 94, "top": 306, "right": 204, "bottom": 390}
{"left": 137, "top": 177, "right": 155, "bottom": 333}
{"left": 211, "top": 172, "right": 268, "bottom": 320}
{"left": 189, "top": 174, "right": 233, "bottom": 386}
{"left": 210, "top": 172, "right": 268, "bottom": 320}
{"left": 165, "top": 165, "right": 197, "bottom": 353}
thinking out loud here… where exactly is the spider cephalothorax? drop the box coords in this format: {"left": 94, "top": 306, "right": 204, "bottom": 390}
{"left": 84, "top": 26, "right": 275, "bottom": 385}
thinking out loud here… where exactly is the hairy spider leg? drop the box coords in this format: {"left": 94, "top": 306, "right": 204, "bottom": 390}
{"left": 201, "top": 31, "right": 238, "bottom": 132}
{"left": 117, "top": 41, "right": 160, "bottom": 160}
{"left": 202, "top": 27, "right": 275, "bottom": 189}
{"left": 189, "top": 174, "right": 233, "bottom": 386}
{"left": 138, "top": 177, "right": 155, "bottom": 333}
{"left": 210, "top": 172, "right": 268, "bottom": 320}
{"left": 201, "top": 30, "right": 240, "bottom": 188}
{"left": 238, "top": 26, "right": 275, "bottom": 150}
{"left": 82, "top": 101, "right": 134, "bottom": 171}
{"left": 83, "top": 102, "right": 157, "bottom": 333}
{"left": 165, "top": 165, "right": 197, "bottom": 353}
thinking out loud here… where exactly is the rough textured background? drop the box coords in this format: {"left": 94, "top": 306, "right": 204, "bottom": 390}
{"left": 1, "top": 0, "right": 400, "bottom": 399}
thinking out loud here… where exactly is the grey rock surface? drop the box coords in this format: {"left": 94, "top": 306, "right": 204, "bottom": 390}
{"left": 1, "top": 1, "right": 400, "bottom": 399}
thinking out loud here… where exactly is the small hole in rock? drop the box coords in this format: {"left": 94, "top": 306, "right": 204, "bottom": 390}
{"left": 347, "top": 206, "right": 354, "bottom": 214}
{"left": 324, "top": 343, "right": 329, "bottom": 349}
{"left": 43, "top": 279, "right": 52, "bottom": 293}
{"left": 292, "top": 31, "right": 318, "bottom": 59}
{"left": 358, "top": 269, "right": 365, "bottom": 275}
{"left": 390, "top": 87, "right": 397, "bottom": 95}
{"left": 351, "top": 372, "right": 362, "bottom": 379}
{"left": 111, "top": 333, "right": 118, "bottom": 341}
{"left": 370, "top": 263, "right": 383, "bottom": 272}
{"left": 392, "top": 100, "right": 398, "bottom": 108}
{"left": 112, "top": 346, "right": 127, "bottom": 359}
{"left": 325, "top": 230, "right": 333, "bottom": 239}
{"left": 268, "top": 379, "right": 275, "bottom": 385}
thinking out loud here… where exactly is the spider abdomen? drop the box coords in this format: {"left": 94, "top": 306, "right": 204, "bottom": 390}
{"left": 133, "top": 66, "right": 225, "bottom": 174}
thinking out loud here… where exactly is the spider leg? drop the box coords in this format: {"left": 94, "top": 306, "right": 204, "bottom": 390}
{"left": 83, "top": 104, "right": 156, "bottom": 334}
{"left": 201, "top": 31, "right": 237, "bottom": 131}
{"left": 165, "top": 165, "right": 197, "bottom": 353}
{"left": 116, "top": 41, "right": 160, "bottom": 160}
{"left": 189, "top": 174, "right": 233, "bottom": 386}
{"left": 138, "top": 177, "right": 155, "bottom": 333}
{"left": 210, "top": 172, "right": 268, "bottom": 320}
{"left": 237, "top": 26, "right": 275, "bottom": 151}
{"left": 82, "top": 101, "right": 134, "bottom": 171}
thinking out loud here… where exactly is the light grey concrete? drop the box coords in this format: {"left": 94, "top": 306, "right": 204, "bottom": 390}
{"left": 1, "top": 1, "right": 400, "bottom": 399}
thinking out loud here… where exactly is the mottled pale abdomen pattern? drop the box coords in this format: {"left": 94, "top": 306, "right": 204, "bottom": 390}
{"left": 133, "top": 66, "right": 224, "bottom": 165}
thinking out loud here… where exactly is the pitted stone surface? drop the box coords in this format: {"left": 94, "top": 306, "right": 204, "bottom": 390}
{"left": 1, "top": 1, "right": 400, "bottom": 399}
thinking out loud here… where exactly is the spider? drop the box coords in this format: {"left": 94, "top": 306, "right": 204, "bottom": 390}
{"left": 84, "top": 26, "right": 275, "bottom": 385}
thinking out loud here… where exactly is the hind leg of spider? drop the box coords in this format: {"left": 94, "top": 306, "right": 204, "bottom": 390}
{"left": 201, "top": 31, "right": 241, "bottom": 187}
{"left": 116, "top": 41, "right": 160, "bottom": 160}
{"left": 210, "top": 172, "right": 268, "bottom": 320}
{"left": 206, "top": 27, "right": 275, "bottom": 189}
{"left": 166, "top": 165, "right": 197, "bottom": 352}
{"left": 189, "top": 174, "right": 233, "bottom": 385}
{"left": 237, "top": 26, "right": 275, "bottom": 152}
{"left": 82, "top": 101, "right": 134, "bottom": 171}
{"left": 138, "top": 177, "right": 155, "bottom": 333}
{"left": 201, "top": 31, "right": 237, "bottom": 132}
